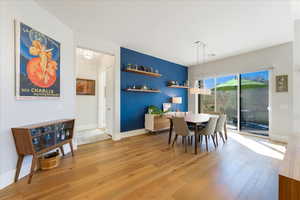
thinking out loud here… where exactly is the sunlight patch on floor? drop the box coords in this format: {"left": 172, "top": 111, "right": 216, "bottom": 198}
{"left": 229, "top": 133, "right": 285, "bottom": 160}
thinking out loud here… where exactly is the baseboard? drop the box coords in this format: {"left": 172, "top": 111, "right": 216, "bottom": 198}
{"left": 76, "top": 123, "right": 98, "bottom": 132}
{"left": 120, "top": 129, "right": 148, "bottom": 139}
{"left": 269, "top": 134, "right": 288, "bottom": 143}
{"left": 0, "top": 158, "right": 31, "bottom": 190}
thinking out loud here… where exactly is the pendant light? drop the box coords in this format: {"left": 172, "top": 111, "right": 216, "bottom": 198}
{"left": 189, "top": 41, "right": 212, "bottom": 95}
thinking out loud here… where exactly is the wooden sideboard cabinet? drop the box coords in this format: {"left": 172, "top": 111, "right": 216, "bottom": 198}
{"left": 11, "top": 119, "right": 75, "bottom": 184}
{"left": 145, "top": 114, "right": 170, "bottom": 133}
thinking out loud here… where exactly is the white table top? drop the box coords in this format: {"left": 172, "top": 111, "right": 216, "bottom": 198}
{"left": 167, "top": 113, "right": 218, "bottom": 124}
{"left": 184, "top": 113, "right": 218, "bottom": 124}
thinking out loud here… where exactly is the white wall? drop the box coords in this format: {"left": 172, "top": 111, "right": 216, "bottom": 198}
{"left": 76, "top": 51, "right": 101, "bottom": 131}
{"left": 0, "top": 2, "right": 6, "bottom": 186}
{"left": 0, "top": 0, "right": 75, "bottom": 189}
{"left": 75, "top": 31, "right": 121, "bottom": 140}
{"left": 293, "top": 20, "right": 300, "bottom": 133}
{"left": 189, "top": 43, "right": 293, "bottom": 142}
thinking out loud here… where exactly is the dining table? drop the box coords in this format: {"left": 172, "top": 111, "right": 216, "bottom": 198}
{"left": 167, "top": 113, "right": 220, "bottom": 154}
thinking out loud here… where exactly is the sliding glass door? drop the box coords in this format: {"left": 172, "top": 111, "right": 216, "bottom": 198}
{"left": 198, "top": 70, "right": 269, "bottom": 136}
{"left": 240, "top": 71, "right": 269, "bottom": 136}
{"left": 198, "top": 78, "right": 215, "bottom": 113}
{"left": 216, "top": 75, "right": 238, "bottom": 130}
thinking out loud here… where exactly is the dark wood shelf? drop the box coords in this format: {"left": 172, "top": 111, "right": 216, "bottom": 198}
{"left": 125, "top": 88, "right": 161, "bottom": 93}
{"left": 124, "top": 68, "right": 162, "bottom": 77}
{"left": 168, "top": 85, "right": 189, "bottom": 89}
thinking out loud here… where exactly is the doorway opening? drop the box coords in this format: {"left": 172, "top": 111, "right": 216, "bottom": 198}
{"left": 75, "top": 47, "right": 115, "bottom": 145}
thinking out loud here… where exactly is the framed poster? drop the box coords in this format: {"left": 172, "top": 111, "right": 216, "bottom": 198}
{"left": 76, "top": 79, "right": 96, "bottom": 95}
{"left": 276, "top": 75, "right": 288, "bottom": 92}
{"left": 15, "top": 21, "right": 61, "bottom": 99}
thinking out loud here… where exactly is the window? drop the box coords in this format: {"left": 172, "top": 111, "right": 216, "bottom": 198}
{"left": 216, "top": 75, "right": 238, "bottom": 129}
{"left": 198, "top": 78, "right": 215, "bottom": 113}
{"left": 198, "top": 70, "right": 269, "bottom": 136}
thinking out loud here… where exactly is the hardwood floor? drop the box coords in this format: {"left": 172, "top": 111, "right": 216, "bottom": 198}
{"left": 0, "top": 132, "right": 285, "bottom": 200}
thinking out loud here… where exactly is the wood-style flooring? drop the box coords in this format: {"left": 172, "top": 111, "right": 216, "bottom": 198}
{"left": 0, "top": 131, "right": 285, "bottom": 200}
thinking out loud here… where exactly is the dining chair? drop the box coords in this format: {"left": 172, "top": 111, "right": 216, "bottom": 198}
{"left": 214, "top": 114, "right": 227, "bottom": 146}
{"left": 172, "top": 117, "right": 194, "bottom": 152}
{"left": 198, "top": 117, "right": 218, "bottom": 152}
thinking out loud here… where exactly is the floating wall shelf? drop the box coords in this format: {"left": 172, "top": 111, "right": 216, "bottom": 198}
{"left": 168, "top": 85, "right": 189, "bottom": 89}
{"left": 125, "top": 88, "right": 161, "bottom": 93}
{"left": 124, "top": 68, "right": 162, "bottom": 77}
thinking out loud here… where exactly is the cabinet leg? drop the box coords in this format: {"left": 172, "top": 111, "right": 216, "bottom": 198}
{"left": 60, "top": 146, "right": 65, "bottom": 156}
{"left": 69, "top": 141, "right": 74, "bottom": 157}
{"left": 28, "top": 156, "right": 37, "bottom": 184}
{"left": 14, "top": 155, "right": 24, "bottom": 182}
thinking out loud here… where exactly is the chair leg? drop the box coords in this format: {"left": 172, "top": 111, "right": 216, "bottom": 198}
{"left": 184, "top": 136, "right": 187, "bottom": 153}
{"left": 205, "top": 135, "right": 208, "bottom": 152}
{"left": 172, "top": 134, "right": 178, "bottom": 147}
{"left": 224, "top": 123, "right": 228, "bottom": 140}
{"left": 211, "top": 135, "right": 217, "bottom": 149}
{"left": 215, "top": 132, "right": 218, "bottom": 147}
{"left": 200, "top": 135, "right": 203, "bottom": 146}
{"left": 219, "top": 131, "right": 226, "bottom": 143}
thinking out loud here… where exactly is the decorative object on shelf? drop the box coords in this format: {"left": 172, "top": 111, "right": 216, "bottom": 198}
{"left": 163, "top": 103, "right": 172, "bottom": 112}
{"left": 168, "top": 80, "right": 176, "bottom": 86}
{"left": 11, "top": 119, "right": 75, "bottom": 184}
{"left": 172, "top": 97, "right": 182, "bottom": 112}
{"left": 148, "top": 105, "right": 167, "bottom": 115}
{"left": 76, "top": 78, "right": 96, "bottom": 95}
{"left": 276, "top": 75, "right": 288, "bottom": 92}
{"left": 126, "top": 63, "right": 133, "bottom": 69}
{"left": 15, "top": 21, "right": 61, "bottom": 99}
{"left": 168, "top": 80, "right": 189, "bottom": 88}
{"left": 141, "top": 85, "right": 148, "bottom": 90}
{"left": 184, "top": 80, "right": 189, "bottom": 87}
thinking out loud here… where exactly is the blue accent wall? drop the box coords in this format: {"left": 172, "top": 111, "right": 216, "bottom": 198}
{"left": 121, "top": 47, "right": 188, "bottom": 132}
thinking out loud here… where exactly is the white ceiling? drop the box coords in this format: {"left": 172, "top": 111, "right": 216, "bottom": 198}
{"left": 36, "top": 0, "right": 295, "bottom": 66}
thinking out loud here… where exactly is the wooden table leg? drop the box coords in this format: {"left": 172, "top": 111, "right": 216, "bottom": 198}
{"left": 168, "top": 119, "right": 173, "bottom": 145}
{"left": 28, "top": 156, "right": 37, "bottom": 184}
{"left": 60, "top": 146, "right": 65, "bottom": 156}
{"left": 224, "top": 122, "right": 228, "bottom": 140}
{"left": 14, "top": 155, "right": 24, "bottom": 182}
{"left": 69, "top": 141, "right": 74, "bottom": 157}
{"left": 194, "top": 124, "right": 198, "bottom": 155}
